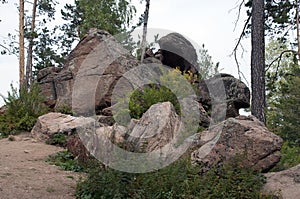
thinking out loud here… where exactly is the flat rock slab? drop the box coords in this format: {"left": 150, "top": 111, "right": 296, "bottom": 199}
{"left": 264, "top": 164, "right": 300, "bottom": 199}
{"left": 0, "top": 133, "right": 82, "bottom": 199}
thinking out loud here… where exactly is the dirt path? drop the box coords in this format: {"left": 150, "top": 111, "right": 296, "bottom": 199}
{"left": 0, "top": 133, "right": 82, "bottom": 199}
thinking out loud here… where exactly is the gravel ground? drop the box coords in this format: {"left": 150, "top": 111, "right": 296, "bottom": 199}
{"left": 0, "top": 133, "right": 82, "bottom": 199}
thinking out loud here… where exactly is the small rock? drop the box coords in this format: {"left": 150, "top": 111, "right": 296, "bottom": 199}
{"left": 7, "top": 135, "right": 16, "bottom": 141}
{"left": 24, "top": 150, "right": 30, "bottom": 154}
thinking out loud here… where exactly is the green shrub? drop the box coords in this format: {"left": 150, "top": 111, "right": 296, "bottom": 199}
{"left": 46, "top": 133, "right": 68, "bottom": 147}
{"left": 271, "top": 141, "right": 300, "bottom": 171}
{"left": 129, "top": 85, "right": 181, "bottom": 119}
{"left": 116, "top": 67, "right": 199, "bottom": 122}
{"left": 46, "top": 150, "right": 84, "bottom": 172}
{"left": 56, "top": 104, "right": 74, "bottom": 115}
{"left": 0, "top": 84, "right": 48, "bottom": 137}
{"left": 76, "top": 157, "right": 273, "bottom": 199}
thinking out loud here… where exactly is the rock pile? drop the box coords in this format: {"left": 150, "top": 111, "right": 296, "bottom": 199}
{"left": 33, "top": 29, "right": 282, "bottom": 173}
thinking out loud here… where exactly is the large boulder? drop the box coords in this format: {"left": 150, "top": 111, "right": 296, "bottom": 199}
{"left": 263, "top": 164, "right": 300, "bottom": 198}
{"left": 31, "top": 112, "right": 126, "bottom": 162}
{"left": 31, "top": 112, "right": 94, "bottom": 142}
{"left": 127, "top": 102, "right": 182, "bottom": 152}
{"left": 158, "top": 32, "right": 198, "bottom": 74}
{"left": 37, "top": 29, "right": 140, "bottom": 113}
{"left": 198, "top": 73, "right": 250, "bottom": 119}
{"left": 191, "top": 115, "right": 283, "bottom": 172}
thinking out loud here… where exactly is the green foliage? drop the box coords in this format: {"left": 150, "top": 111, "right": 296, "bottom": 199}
{"left": 197, "top": 44, "right": 220, "bottom": 80}
{"left": 266, "top": 39, "right": 300, "bottom": 143}
{"left": 245, "top": 0, "right": 295, "bottom": 40}
{"left": 1, "top": 0, "right": 136, "bottom": 74}
{"left": 33, "top": 26, "right": 66, "bottom": 71}
{"left": 56, "top": 104, "right": 74, "bottom": 115}
{"left": 0, "top": 84, "right": 48, "bottom": 137}
{"left": 61, "top": 0, "right": 136, "bottom": 39}
{"left": 46, "top": 150, "right": 84, "bottom": 172}
{"left": 0, "top": 0, "right": 63, "bottom": 71}
{"left": 134, "top": 34, "right": 159, "bottom": 60}
{"left": 115, "top": 67, "right": 198, "bottom": 122}
{"left": 45, "top": 133, "right": 68, "bottom": 147}
{"left": 265, "top": 38, "right": 300, "bottom": 171}
{"left": 129, "top": 85, "right": 180, "bottom": 119}
{"left": 76, "top": 157, "right": 272, "bottom": 199}
{"left": 271, "top": 141, "right": 300, "bottom": 171}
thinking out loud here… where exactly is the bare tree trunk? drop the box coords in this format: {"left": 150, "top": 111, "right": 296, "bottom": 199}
{"left": 140, "top": 0, "right": 150, "bottom": 62}
{"left": 19, "top": 0, "right": 25, "bottom": 89}
{"left": 296, "top": 0, "right": 300, "bottom": 59}
{"left": 251, "top": 0, "right": 266, "bottom": 124}
{"left": 25, "top": 0, "right": 38, "bottom": 89}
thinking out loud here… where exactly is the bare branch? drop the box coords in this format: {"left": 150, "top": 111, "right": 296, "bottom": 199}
{"left": 229, "top": 0, "right": 246, "bottom": 31}
{"left": 265, "top": 49, "right": 297, "bottom": 72}
{"left": 232, "top": 14, "right": 251, "bottom": 55}
{"left": 0, "top": 43, "right": 18, "bottom": 57}
{"left": 231, "top": 14, "right": 251, "bottom": 84}
{"left": 0, "top": 43, "right": 10, "bottom": 52}
{"left": 266, "top": 49, "right": 297, "bottom": 86}
{"left": 24, "top": 1, "right": 33, "bottom": 4}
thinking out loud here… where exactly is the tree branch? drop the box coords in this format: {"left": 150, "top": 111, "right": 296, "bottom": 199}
{"left": 0, "top": 43, "right": 10, "bottom": 52}
{"left": 231, "top": 14, "right": 251, "bottom": 85}
{"left": 230, "top": 0, "right": 246, "bottom": 31}
{"left": 265, "top": 49, "right": 297, "bottom": 72}
{"left": 0, "top": 43, "right": 18, "bottom": 57}
{"left": 266, "top": 49, "right": 297, "bottom": 86}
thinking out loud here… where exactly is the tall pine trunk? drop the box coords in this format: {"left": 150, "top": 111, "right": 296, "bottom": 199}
{"left": 251, "top": 0, "right": 266, "bottom": 124}
{"left": 25, "top": 0, "right": 38, "bottom": 89}
{"left": 296, "top": 0, "right": 300, "bottom": 59}
{"left": 19, "top": 0, "right": 25, "bottom": 89}
{"left": 140, "top": 0, "right": 150, "bottom": 62}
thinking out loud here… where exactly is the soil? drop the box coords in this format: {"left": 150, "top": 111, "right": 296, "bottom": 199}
{"left": 0, "top": 132, "right": 83, "bottom": 199}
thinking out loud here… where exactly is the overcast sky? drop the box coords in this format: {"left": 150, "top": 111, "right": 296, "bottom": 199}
{"left": 0, "top": 0, "right": 251, "bottom": 105}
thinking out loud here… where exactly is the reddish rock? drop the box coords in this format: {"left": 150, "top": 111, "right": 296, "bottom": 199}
{"left": 192, "top": 115, "right": 283, "bottom": 172}
{"left": 37, "top": 29, "right": 140, "bottom": 114}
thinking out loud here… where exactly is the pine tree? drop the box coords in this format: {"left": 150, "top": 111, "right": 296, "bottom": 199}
{"left": 19, "top": 0, "right": 25, "bottom": 88}
{"left": 266, "top": 39, "right": 300, "bottom": 143}
{"left": 251, "top": 0, "right": 266, "bottom": 124}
